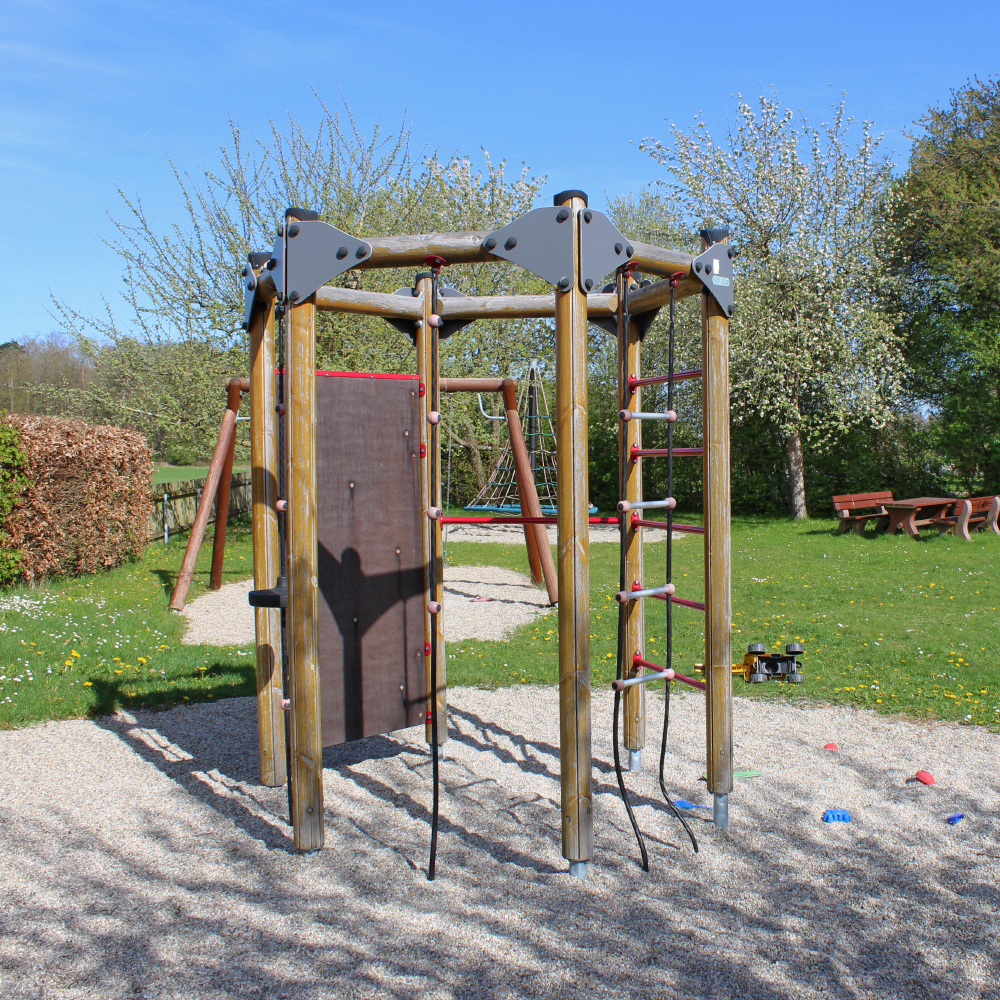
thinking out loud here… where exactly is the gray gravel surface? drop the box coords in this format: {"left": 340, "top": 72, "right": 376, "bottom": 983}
{"left": 182, "top": 567, "right": 554, "bottom": 647}
{"left": 1, "top": 686, "right": 996, "bottom": 999}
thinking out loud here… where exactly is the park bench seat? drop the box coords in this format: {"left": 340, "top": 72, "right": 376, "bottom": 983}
{"left": 832, "top": 491, "right": 893, "bottom": 535}
{"left": 928, "top": 496, "right": 1000, "bottom": 541}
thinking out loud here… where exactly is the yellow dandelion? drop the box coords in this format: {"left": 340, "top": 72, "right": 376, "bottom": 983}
{"left": 83, "top": 681, "right": 92, "bottom": 687}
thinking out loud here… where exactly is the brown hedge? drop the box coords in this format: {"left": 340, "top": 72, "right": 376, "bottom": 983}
{"left": 1, "top": 415, "right": 153, "bottom": 583}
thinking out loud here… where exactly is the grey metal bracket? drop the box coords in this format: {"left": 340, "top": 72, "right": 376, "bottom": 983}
{"left": 384, "top": 285, "right": 473, "bottom": 343}
{"left": 241, "top": 252, "right": 273, "bottom": 331}
{"left": 592, "top": 281, "right": 660, "bottom": 338}
{"left": 270, "top": 219, "right": 373, "bottom": 304}
{"left": 579, "top": 209, "right": 632, "bottom": 293}
{"left": 692, "top": 238, "right": 735, "bottom": 317}
{"left": 482, "top": 206, "right": 632, "bottom": 293}
{"left": 482, "top": 207, "right": 575, "bottom": 288}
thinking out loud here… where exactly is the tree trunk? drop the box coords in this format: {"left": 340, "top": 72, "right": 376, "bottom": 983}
{"left": 461, "top": 414, "right": 487, "bottom": 492}
{"left": 786, "top": 427, "right": 808, "bottom": 519}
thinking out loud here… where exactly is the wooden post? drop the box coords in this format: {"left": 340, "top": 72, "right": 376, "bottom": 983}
{"left": 250, "top": 305, "right": 285, "bottom": 787}
{"left": 286, "top": 294, "right": 324, "bottom": 850}
{"left": 701, "top": 235, "right": 733, "bottom": 828}
{"left": 501, "top": 378, "right": 558, "bottom": 605}
{"left": 617, "top": 273, "right": 645, "bottom": 767}
{"left": 416, "top": 274, "right": 447, "bottom": 744}
{"left": 168, "top": 385, "right": 242, "bottom": 611}
{"left": 554, "top": 191, "right": 592, "bottom": 875}
{"left": 209, "top": 378, "right": 245, "bottom": 590}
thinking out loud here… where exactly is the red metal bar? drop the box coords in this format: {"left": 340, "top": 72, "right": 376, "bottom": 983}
{"left": 440, "top": 516, "right": 619, "bottom": 525}
{"left": 651, "top": 593, "right": 706, "bottom": 612}
{"left": 630, "top": 514, "right": 704, "bottom": 534}
{"left": 630, "top": 445, "right": 704, "bottom": 460}
{"left": 628, "top": 369, "right": 702, "bottom": 392}
{"left": 633, "top": 653, "right": 706, "bottom": 691}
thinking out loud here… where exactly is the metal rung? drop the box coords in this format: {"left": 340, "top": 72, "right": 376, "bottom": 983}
{"left": 619, "top": 409, "right": 676, "bottom": 422}
{"left": 612, "top": 669, "right": 670, "bottom": 692}
{"left": 615, "top": 583, "right": 675, "bottom": 602}
{"left": 630, "top": 445, "right": 703, "bottom": 459}
{"left": 617, "top": 497, "right": 675, "bottom": 512}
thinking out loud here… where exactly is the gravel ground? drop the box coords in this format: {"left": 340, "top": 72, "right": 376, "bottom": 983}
{"left": 182, "top": 567, "right": 554, "bottom": 647}
{"left": 1, "top": 686, "right": 996, "bottom": 999}
{"left": 443, "top": 523, "right": 675, "bottom": 544}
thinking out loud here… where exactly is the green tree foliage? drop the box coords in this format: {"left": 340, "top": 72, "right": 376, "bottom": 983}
{"left": 56, "top": 98, "right": 549, "bottom": 471}
{"left": 637, "top": 92, "right": 908, "bottom": 517}
{"left": 0, "top": 420, "right": 29, "bottom": 585}
{"left": 897, "top": 76, "right": 1000, "bottom": 494}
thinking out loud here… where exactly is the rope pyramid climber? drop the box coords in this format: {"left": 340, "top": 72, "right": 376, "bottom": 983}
{"left": 465, "top": 363, "right": 561, "bottom": 514}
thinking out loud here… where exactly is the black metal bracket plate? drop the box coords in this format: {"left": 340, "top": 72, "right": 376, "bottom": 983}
{"left": 271, "top": 219, "right": 373, "bottom": 304}
{"left": 482, "top": 206, "right": 632, "bottom": 293}
{"left": 385, "top": 286, "right": 473, "bottom": 343}
{"left": 692, "top": 240, "right": 735, "bottom": 316}
{"left": 242, "top": 252, "right": 274, "bottom": 330}
{"left": 482, "top": 207, "right": 575, "bottom": 288}
{"left": 579, "top": 210, "right": 633, "bottom": 293}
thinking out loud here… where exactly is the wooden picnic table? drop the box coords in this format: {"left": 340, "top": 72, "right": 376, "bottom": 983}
{"left": 883, "top": 497, "right": 955, "bottom": 538}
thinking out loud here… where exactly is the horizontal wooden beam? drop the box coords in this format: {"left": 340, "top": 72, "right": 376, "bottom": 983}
{"left": 627, "top": 276, "right": 703, "bottom": 314}
{"left": 357, "top": 231, "right": 494, "bottom": 270}
{"left": 314, "top": 286, "right": 422, "bottom": 318}
{"left": 440, "top": 378, "right": 504, "bottom": 393}
{"left": 628, "top": 242, "right": 696, "bottom": 280}
{"left": 438, "top": 292, "right": 617, "bottom": 320}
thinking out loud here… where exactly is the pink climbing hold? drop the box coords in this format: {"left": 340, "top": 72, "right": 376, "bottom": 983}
{"left": 824, "top": 743, "right": 839, "bottom": 752}
{"left": 915, "top": 770, "right": 935, "bottom": 786}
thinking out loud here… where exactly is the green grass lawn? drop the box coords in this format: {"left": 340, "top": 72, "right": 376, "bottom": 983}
{"left": 0, "top": 515, "right": 996, "bottom": 731}
{"left": 0, "top": 520, "right": 257, "bottom": 729}
{"left": 153, "top": 464, "right": 250, "bottom": 485}
{"left": 444, "top": 516, "right": 999, "bottom": 729}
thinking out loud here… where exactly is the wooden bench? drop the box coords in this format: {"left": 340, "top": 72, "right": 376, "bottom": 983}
{"left": 928, "top": 496, "right": 1000, "bottom": 541}
{"left": 832, "top": 491, "right": 893, "bottom": 535}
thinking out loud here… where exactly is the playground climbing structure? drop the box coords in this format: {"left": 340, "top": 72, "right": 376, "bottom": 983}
{"left": 243, "top": 190, "right": 735, "bottom": 879}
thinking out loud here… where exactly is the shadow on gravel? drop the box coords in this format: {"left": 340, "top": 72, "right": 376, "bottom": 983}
{"left": 1, "top": 694, "right": 994, "bottom": 1000}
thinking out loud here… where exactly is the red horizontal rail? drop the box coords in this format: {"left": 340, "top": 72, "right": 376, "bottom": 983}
{"left": 628, "top": 369, "right": 702, "bottom": 391}
{"left": 651, "top": 593, "right": 706, "bottom": 611}
{"left": 630, "top": 515, "right": 704, "bottom": 534}
{"left": 440, "top": 516, "right": 619, "bottom": 525}
{"left": 633, "top": 654, "right": 706, "bottom": 691}
{"left": 630, "top": 445, "right": 704, "bottom": 460}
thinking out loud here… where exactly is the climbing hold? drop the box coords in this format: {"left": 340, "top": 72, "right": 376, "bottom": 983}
{"left": 915, "top": 770, "right": 935, "bottom": 786}
{"left": 824, "top": 743, "right": 839, "bottom": 752}
{"left": 946, "top": 813, "right": 964, "bottom": 826}
{"left": 822, "top": 809, "right": 852, "bottom": 824}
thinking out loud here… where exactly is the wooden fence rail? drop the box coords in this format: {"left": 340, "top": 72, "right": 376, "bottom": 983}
{"left": 147, "top": 473, "right": 251, "bottom": 541}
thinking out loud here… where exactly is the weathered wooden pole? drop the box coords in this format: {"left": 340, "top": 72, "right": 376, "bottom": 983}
{"left": 701, "top": 234, "right": 733, "bottom": 829}
{"left": 286, "top": 293, "right": 324, "bottom": 850}
{"left": 249, "top": 304, "right": 285, "bottom": 787}
{"left": 617, "top": 271, "right": 645, "bottom": 769}
{"left": 416, "top": 273, "right": 447, "bottom": 744}
{"left": 209, "top": 377, "right": 246, "bottom": 590}
{"left": 169, "top": 380, "right": 245, "bottom": 611}
{"left": 502, "top": 378, "right": 558, "bottom": 604}
{"left": 554, "top": 190, "right": 592, "bottom": 876}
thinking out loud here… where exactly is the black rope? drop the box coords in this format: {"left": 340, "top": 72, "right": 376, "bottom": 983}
{"left": 612, "top": 266, "right": 648, "bottom": 871}
{"left": 273, "top": 301, "right": 294, "bottom": 827}
{"left": 659, "top": 278, "right": 699, "bottom": 854}
{"left": 428, "top": 269, "right": 442, "bottom": 881}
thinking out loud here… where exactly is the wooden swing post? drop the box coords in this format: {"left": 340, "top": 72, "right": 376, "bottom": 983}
{"left": 554, "top": 191, "right": 593, "bottom": 876}
{"left": 286, "top": 293, "right": 324, "bottom": 850}
{"left": 701, "top": 233, "right": 734, "bottom": 828}
{"left": 249, "top": 301, "right": 285, "bottom": 787}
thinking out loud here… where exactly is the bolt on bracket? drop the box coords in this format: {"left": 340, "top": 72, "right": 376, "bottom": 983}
{"left": 692, "top": 233, "right": 735, "bottom": 317}
{"left": 270, "top": 216, "right": 373, "bottom": 304}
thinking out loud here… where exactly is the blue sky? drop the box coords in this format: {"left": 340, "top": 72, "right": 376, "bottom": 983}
{"left": 4, "top": 0, "right": 1000, "bottom": 339}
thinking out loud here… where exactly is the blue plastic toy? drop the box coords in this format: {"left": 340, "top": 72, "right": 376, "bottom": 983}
{"left": 822, "top": 808, "right": 852, "bottom": 823}
{"left": 673, "top": 799, "right": 711, "bottom": 811}
{"left": 946, "top": 813, "right": 965, "bottom": 826}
